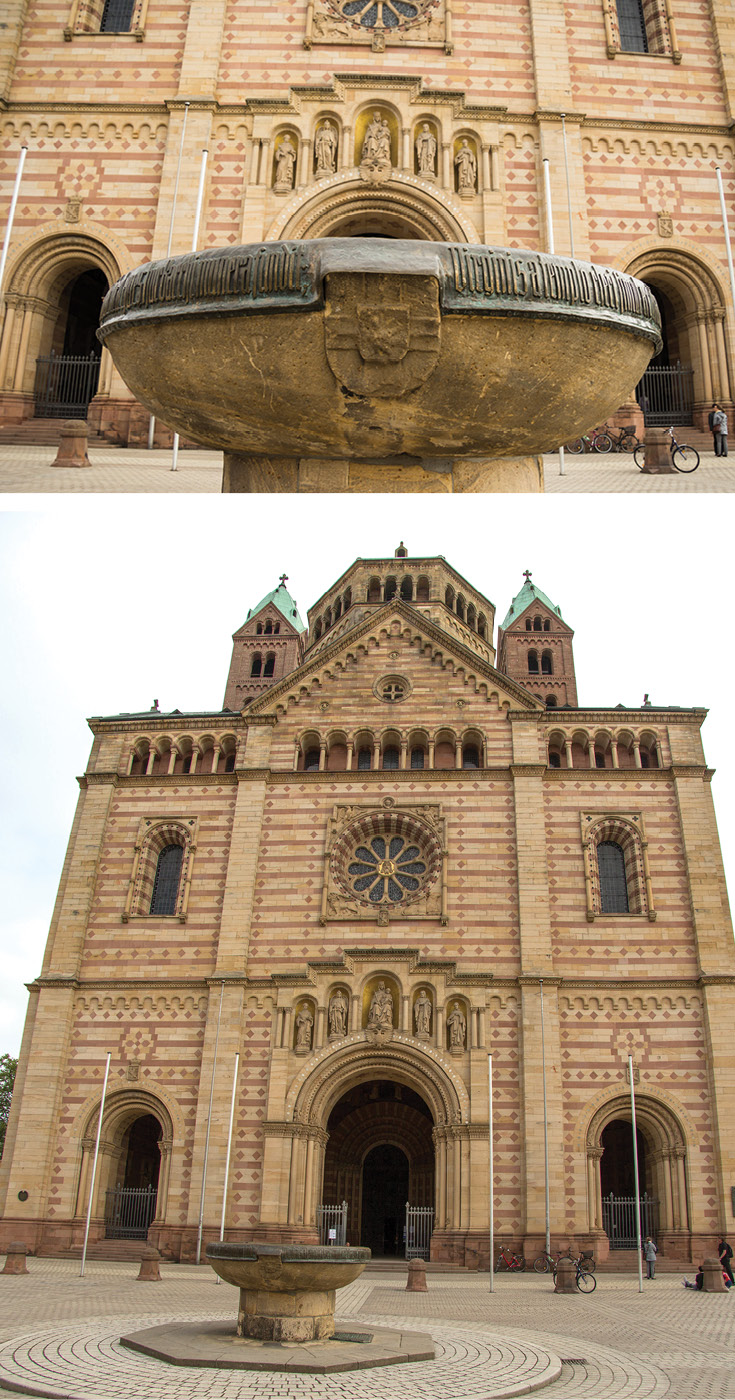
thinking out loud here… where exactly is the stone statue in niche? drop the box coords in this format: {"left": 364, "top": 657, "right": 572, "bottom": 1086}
{"left": 367, "top": 980, "right": 394, "bottom": 1030}
{"left": 447, "top": 1001, "right": 467, "bottom": 1052}
{"left": 274, "top": 135, "right": 297, "bottom": 192}
{"left": 360, "top": 111, "right": 392, "bottom": 184}
{"left": 315, "top": 120, "right": 338, "bottom": 177}
{"left": 295, "top": 1001, "right": 313, "bottom": 1052}
{"left": 328, "top": 989, "right": 348, "bottom": 1038}
{"left": 415, "top": 124, "right": 437, "bottom": 180}
{"left": 454, "top": 139, "right": 477, "bottom": 195}
{"left": 414, "top": 989, "right": 432, "bottom": 1038}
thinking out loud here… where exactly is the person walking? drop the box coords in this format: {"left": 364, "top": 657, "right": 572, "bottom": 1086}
{"left": 719, "top": 1236, "right": 734, "bottom": 1285}
{"left": 712, "top": 404, "right": 729, "bottom": 457}
{"left": 643, "top": 1236, "right": 658, "bottom": 1279}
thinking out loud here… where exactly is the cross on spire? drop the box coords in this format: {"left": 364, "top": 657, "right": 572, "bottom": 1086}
{"left": 279, "top": 573, "right": 288, "bottom": 588}
{"left": 523, "top": 569, "right": 532, "bottom": 583}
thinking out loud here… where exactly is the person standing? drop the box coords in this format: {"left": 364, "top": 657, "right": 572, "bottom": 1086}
{"left": 719, "top": 1236, "right": 734, "bottom": 1285}
{"left": 643, "top": 1236, "right": 658, "bottom": 1279}
{"left": 712, "top": 404, "right": 729, "bottom": 457}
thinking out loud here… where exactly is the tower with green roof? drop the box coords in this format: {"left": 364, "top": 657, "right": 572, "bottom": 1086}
{"left": 224, "top": 577, "right": 306, "bottom": 709}
{"left": 497, "top": 570, "right": 578, "bottom": 708}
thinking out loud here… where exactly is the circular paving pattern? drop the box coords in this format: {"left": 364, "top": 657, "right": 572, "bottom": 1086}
{"left": 0, "top": 1310, "right": 561, "bottom": 1400}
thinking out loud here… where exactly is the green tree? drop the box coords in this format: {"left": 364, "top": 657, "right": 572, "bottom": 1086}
{"left": 0, "top": 1055, "right": 18, "bottom": 1158}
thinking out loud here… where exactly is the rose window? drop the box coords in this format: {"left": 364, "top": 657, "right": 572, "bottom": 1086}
{"left": 348, "top": 835, "right": 427, "bottom": 903}
{"left": 331, "top": 809, "right": 442, "bottom": 910}
{"left": 326, "top": 0, "right": 434, "bottom": 29}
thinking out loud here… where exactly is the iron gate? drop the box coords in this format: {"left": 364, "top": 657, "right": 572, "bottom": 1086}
{"left": 637, "top": 362, "right": 694, "bottom": 426}
{"left": 33, "top": 351, "right": 101, "bottom": 418}
{"left": 317, "top": 1200, "right": 348, "bottom": 1246}
{"left": 104, "top": 1184, "right": 157, "bottom": 1239}
{"left": 405, "top": 1204, "right": 434, "bottom": 1260}
{"left": 602, "top": 1192, "right": 658, "bottom": 1249}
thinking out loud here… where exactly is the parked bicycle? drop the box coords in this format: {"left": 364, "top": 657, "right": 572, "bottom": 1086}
{"left": 633, "top": 425, "right": 699, "bottom": 472}
{"left": 574, "top": 1260, "right": 597, "bottom": 1292}
{"left": 533, "top": 1248, "right": 571, "bottom": 1273}
{"left": 591, "top": 422, "right": 640, "bottom": 454}
{"left": 495, "top": 1246, "right": 526, "bottom": 1271}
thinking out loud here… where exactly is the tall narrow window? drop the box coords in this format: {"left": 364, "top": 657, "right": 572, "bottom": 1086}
{"left": 528, "top": 650, "right": 539, "bottom": 673}
{"left": 150, "top": 844, "right": 184, "bottom": 915}
{"left": 410, "top": 747, "right": 425, "bottom": 769}
{"left": 263, "top": 653, "right": 275, "bottom": 677}
{"left": 617, "top": 0, "right": 648, "bottom": 50}
{"left": 541, "top": 651, "right": 553, "bottom": 674}
{"left": 462, "top": 744, "right": 480, "bottom": 769}
{"left": 382, "top": 746, "right": 400, "bottom": 770}
{"left": 264, "top": 620, "right": 273, "bottom": 634}
{"left": 304, "top": 748, "right": 320, "bottom": 771}
{"left": 598, "top": 841, "right": 629, "bottom": 912}
{"left": 100, "top": 0, "right": 135, "bottom": 29}
{"left": 250, "top": 653, "right": 262, "bottom": 677}
{"left": 357, "top": 747, "right": 372, "bottom": 770}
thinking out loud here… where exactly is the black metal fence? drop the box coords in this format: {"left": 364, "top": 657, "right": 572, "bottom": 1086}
{"left": 33, "top": 351, "right": 101, "bottom": 418}
{"left": 637, "top": 362, "right": 694, "bottom": 426}
{"left": 317, "top": 1200, "right": 348, "bottom": 1246}
{"left": 602, "top": 1192, "right": 658, "bottom": 1249}
{"left": 405, "top": 1203, "right": 434, "bottom": 1260}
{"left": 104, "top": 1184, "right": 157, "bottom": 1239}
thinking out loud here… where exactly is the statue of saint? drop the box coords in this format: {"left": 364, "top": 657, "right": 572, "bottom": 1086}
{"left": 414, "top": 989, "right": 432, "bottom": 1036}
{"left": 315, "top": 120, "right": 338, "bottom": 177}
{"left": 328, "top": 989, "right": 347, "bottom": 1038}
{"left": 295, "top": 1001, "right": 313, "bottom": 1050}
{"left": 368, "top": 980, "right": 394, "bottom": 1029}
{"left": 274, "top": 135, "right": 297, "bottom": 190}
{"left": 415, "top": 123, "right": 437, "bottom": 178}
{"left": 362, "top": 111, "right": 391, "bottom": 165}
{"left": 447, "top": 1001, "right": 467, "bottom": 1049}
{"left": 454, "top": 139, "right": 477, "bottom": 194}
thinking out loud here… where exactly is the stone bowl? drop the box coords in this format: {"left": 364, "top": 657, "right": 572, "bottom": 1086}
{"left": 206, "top": 1241, "right": 370, "bottom": 1293}
{"left": 98, "top": 238, "right": 661, "bottom": 461}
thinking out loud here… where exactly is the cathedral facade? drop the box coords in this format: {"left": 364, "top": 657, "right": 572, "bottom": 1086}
{"left": 0, "top": 0, "right": 734, "bottom": 442}
{"left": 1, "top": 548, "right": 733, "bottom": 1268}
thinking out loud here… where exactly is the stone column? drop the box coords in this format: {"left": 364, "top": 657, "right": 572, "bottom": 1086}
{"left": 564, "top": 738, "right": 573, "bottom": 769}
{"left": 436, "top": 1003, "right": 444, "bottom": 1049}
{"left": 373, "top": 740, "right": 381, "bottom": 770}
{"left": 632, "top": 739, "right": 641, "bottom": 768}
{"left": 341, "top": 126, "right": 353, "bottom": 169}
{"left": 249, "top": 138, "right": 261, "bottom": 185}
{"left": 345, "top": 741, "right": 353, "bottom": 771}
{"left": 315, "top": 1006, "right": 326, "bottom": 1050}
{"left": 400, "top": 739, "right": 408, "bottom": 769}
{"left": 0, "top": 301, "right": 17, "bottom": 386}
{"left": 611, "top": 739, "right": 619, "bottom": 768}
{"left": 402, "top": 126, "right": 411, "bottom": 171}
{"left": 298, "top": 139, "right": 312, "bottom": 186}
{"left": 428, "top": 739, "right": 435, "bottom": 768}
{"left": 12, "top": 301, "right": 32, "bottom": 391}
{"left": 318, "top": 742, "right": 326, "bottom": 772}
{"left": 713, "top": 311, "right": 731, "bottom": 402}
{"left": 696, "top": 313, "right": 714, "bottom": 401}
{"left": 441, "top": 142, "right": 452, "bottom": 189}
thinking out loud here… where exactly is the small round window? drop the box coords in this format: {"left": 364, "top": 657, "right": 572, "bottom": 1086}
{"left": 348, "top": 834, "right": 427, "bottom": 904}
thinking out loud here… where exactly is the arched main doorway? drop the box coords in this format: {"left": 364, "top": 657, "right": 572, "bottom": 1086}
{"left": 322, "top": 1079, "right": 435, "bottom": 1256}
{"left": 105, "top": 1111, "right": 161, "bottom": 1238}
{"left": 585, "top": 1094, "right": 690, "bottom": 1253}
{"left": 34, "top": 267, "right": 107, "bottom": 418}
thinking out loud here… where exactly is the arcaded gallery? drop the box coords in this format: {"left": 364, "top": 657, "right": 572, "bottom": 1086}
{"left": 1, "top": 549, "right": 733, "bottom": 1266}
{"left": 0, "top": 0, "right": 735, "bottom": 440}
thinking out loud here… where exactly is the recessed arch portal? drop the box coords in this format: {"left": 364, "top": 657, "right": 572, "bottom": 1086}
{"left": 584, "top": 1091, "right": 690, "bottom": 1244}
{"left": 266, "top": 174, "right": 479, "bottom": 244}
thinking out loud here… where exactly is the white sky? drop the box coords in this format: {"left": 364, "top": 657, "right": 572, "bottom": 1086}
{"left": 1, "top": 494, "right": 733, "bottom": 1058}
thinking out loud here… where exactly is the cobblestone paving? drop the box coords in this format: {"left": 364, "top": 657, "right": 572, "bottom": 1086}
{"left": 0, "top": 444, "right": 733, "bottom": 493}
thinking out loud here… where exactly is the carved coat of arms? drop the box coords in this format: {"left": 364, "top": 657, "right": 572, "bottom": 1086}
{"left": 325, "top": 272, "right": 441, "bottom": 397}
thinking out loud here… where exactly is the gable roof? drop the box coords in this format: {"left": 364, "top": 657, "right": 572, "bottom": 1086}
{"left": 500, "top": 578, "right": 568, "bottom": 631}
{"left": 245, "top": 581, "right": 306, "bottom": 633}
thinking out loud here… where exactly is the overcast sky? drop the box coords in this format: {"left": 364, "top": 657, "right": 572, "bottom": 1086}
{"left": 1, "top": 494, "right": 733, "bottom": 1058}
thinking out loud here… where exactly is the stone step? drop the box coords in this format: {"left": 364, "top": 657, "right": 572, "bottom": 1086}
{"left": 0, "top": 419, "right": 111, "bottom": 447}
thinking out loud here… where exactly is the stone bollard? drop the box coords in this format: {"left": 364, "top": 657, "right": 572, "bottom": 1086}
{"left": 701, "top": 1257, "right": 727, "bottom": 1292}
{"left": 137, "top": 1246, "right": 162, "bottom": 1281}
{"left": 51, "top": 419, "right": 91, "bottom": 468}
{"left": 406, "top": 1258, "right": 428, "bottom": 1292}
{"left": 640, "top": 425, "right": 675, "bottom": 474}
{"left": 554, "top": 1257, "right": 577, "bottom": 1294}
{"left": 2, "top": 1242, "right": 29, "bottom": 1275}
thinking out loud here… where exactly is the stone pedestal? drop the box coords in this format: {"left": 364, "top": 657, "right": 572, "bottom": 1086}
{"left": 207, "top": 1242, "right": 370, "bottom": 1345}
{"left": 702, "top": 1256, "right": 727, "bottom": 1292}
{"left": 51, "top": 419, "right": 91, "bottom": 468}
{"left": 2, "top": 1242, "right": 29, "bottom": 1275}
{"left": 640, "top": 426, "right": 675, "bottom": 473}
{"left": 221, "top": 453, "right": 544, "bottom": 494}
{"left": 137, "top": 1246, "right": 162, "bottom": 1281}
{"left": 238, "top": 1285, "right": 335, "bottom": 1341}
{"left": 554, "top": 1257, "right": 577, "bottom": 1294}
{"left": 406, "top": 1259, "right": 428, "bottom": 1291}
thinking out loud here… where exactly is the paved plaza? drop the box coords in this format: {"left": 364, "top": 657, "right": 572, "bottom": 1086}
{"left": 1, "top": 1258, "right": 733, "bottom": 1400}
{"left": 0, "top": 445, "right": 733, "bottom": 493}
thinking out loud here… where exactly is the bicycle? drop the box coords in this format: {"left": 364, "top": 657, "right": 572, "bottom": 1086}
{"left": 574, "top": 1261, "right": 597, "bottom": 1292}
{"left": 533, "top": 1248, "right": 571, "bottom": 1274}
{"left": 634, "top": 425, "right": 699, "bottom": 472}
{"left": 495, "top": 1246, "right": 526, "bottom": 1271}
{"left": 592, "top": 422, "right": 640, "bottom": 454}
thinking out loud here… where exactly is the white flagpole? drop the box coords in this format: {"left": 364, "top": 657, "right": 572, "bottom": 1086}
{"left": 214, "top": 1051, "right": 240, "bottom": 1284}
{"left": 629, "top": 1055, "right": 644, "bottom": 1294}
{"left": 171, "top": 144, "right": 208, "bottom": 474}
{"left": 80, "top": 1051, "right": 111, "bottom": 1278}
{"left": 196, "top": 981, "right": 224, "bottom": 1264}
{"left": 488, "top": 1052, "right": 494, "bottom": 1291}
{"left": 715, "top": 167, "right": 735, "bottom": 323}
{"left": 543, "top": 155, "right": 565, "bottom": 477}
{"left": 540, "top": 979, "right": 550, "bottom": 1256}
{"left": 0, "top": 144, "right": 28, "bottom": 296}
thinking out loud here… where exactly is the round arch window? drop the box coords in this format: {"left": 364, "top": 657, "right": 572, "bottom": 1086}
{"left": 331, "top": 810, "right": 442, "bottom": 908}
{"left": 326, "top": 0, "right": 433, "bottom": 30}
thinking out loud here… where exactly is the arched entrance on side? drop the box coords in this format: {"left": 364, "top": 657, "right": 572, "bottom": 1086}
{"left": 266, "top": 173, "right": 479, "bottom": 243}
{"left": 0, "top": 229, "right": 125, "bottom": 428}
{"left": 264, "top": 1039, "right": 469, "bottom": 1260}
{"left": 624, "top": 245, "right": 733, "bottom": 430}
{"left": 75, "top": 1089, "right": 174, "bottom": 1243}
{"left": 584, "top": 1093, "right": 690, "bottom": 1255}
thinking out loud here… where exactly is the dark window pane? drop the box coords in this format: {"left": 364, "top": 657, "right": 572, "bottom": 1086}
{"left": 304, "top": 748, "right": 320, "bottom": 771}
{"left": 100, "top": 0, "right": 135, "bottom": 29}
{"left": 617, "top": 0, "right": 648, "bottom": 50}
{"left": 528, "top": 652, "right": 539, "bottom": 673}
{"left": 598, "top": 841, "right": 629, "bottom": 913}
{"left": 250, "top": 654, "right": 262, "bottom": 677}
{"left": 549, "top": 752, "right": 561, "bottom": 767}
{"left": 541, "top": 653, "right": 553, "bottom": 674}
{"left": 410, "top": 747, "right": 425, "bottom": 769}
{"left": 263, "top": 654, "right": 275, "bottom": 677}
{"left": 462, "top": 745, "right": 480, "bottom": 769}
{"left": 357, "top": 747, "right": 371, "bottom": 770}
{"left": 150, "top": 844, "right": 184, "bottom": 915}
{"left": 224, "top": 753, "right": 235, "bottom": 772}
{"left": 382, "top": 746, "right": 400, "bottom": 769}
